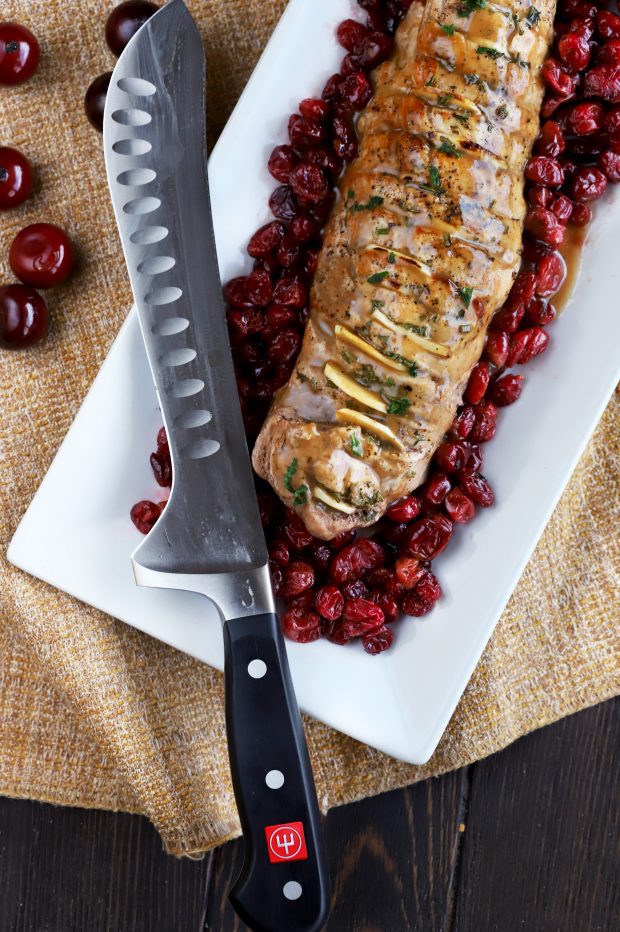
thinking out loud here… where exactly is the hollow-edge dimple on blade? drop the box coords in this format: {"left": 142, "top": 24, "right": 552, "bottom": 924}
{"left": 103, "top": 0, "right": 267, "bottom": 577}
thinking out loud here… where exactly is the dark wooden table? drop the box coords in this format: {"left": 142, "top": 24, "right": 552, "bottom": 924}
{"left": 0, "top": 698, "right": 617, "bottom": 932}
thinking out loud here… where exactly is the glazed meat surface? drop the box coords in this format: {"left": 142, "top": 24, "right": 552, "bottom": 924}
{"left": 253, "top": 0, "right": 555, "bottom": 539}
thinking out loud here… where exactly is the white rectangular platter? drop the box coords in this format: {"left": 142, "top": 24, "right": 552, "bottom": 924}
{"left": 8, "top": 0, "right": 620, "bottom": 764}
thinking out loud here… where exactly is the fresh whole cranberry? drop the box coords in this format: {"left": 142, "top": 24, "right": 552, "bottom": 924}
{"left": 569, "top": 166, "right": 608, "bottom": 201}
{"left": 0, "top": 283, "right": 48, "bottom": 349}
{"left": 130, "top": 500, "right": 162, "bottom": 535}
{"left": 105, "top": 1, "right": 159, "bottom": 57}
{"left": 9, "top": 223, "right": 75, "bottom": 288}
{"left": 0, "top": 146, "right": 33, "bottom": 209}
{"left": 84, "top": 72, "right": 112, "bottom": 133}
{"left": 0, "top": 22, "right": 40, "bottom": 85}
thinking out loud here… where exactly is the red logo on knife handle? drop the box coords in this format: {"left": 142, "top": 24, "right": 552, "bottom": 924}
{"left": 265, "top": 822, "right": 308, "bottom": 863}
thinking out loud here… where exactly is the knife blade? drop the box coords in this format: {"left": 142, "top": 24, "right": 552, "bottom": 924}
{"left": 102, "top": 3, "right": 330, "bottom": 929}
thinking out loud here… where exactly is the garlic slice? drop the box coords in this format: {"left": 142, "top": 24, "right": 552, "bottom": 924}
{"left": 371, "top": 308, "right": 451, "bottom": 358}
{"left": 324, "top": 363, "right": 387, "bottom": 413}
{"left": 336, "top": 408, "right": 406, "bottom": 451}
{"left": 313, "top": 486, "right": 357, "bottom": 514}
{"left": 335, "top": 324, "right": 408, "bottom": 373}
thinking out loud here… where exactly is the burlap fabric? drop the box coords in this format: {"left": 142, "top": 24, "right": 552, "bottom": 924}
{"left": 0, "top": 0, "right": 618, "bottom": 857}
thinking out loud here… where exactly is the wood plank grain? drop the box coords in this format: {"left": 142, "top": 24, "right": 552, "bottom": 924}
{"left": 206, "top": 768, "right": 469, "bottom": 931}
{"left": 0, "top": 800, "right": 212, "bottom": 932}
{"left": 453, "top": 698, "right": 619, "bottom": 932}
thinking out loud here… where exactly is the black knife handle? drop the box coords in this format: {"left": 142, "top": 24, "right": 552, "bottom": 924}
{"left": 223, "top": 613, "right": 331, "bottom": 932}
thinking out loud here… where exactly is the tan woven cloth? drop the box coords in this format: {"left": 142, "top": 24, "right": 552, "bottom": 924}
{"left": 0, "top": 0, "right": 618, "bottom": 857}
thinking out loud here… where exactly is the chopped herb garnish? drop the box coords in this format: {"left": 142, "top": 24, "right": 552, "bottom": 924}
{"left": 454, "top": 113, "right": 470, "bottom": 126}
{"left": 526, "top": 5, "right": 541, "bottom": 27}
{"left": 385, "top": 377, "right": 395, "bottom": 387}
{"left": 404, "top": 322, "right": 430, "bottom": 337}
{"left": 437, "top": 93, "right": 453, "bottom": 107}
{"left": 341, "top": 349, "right": 356, "bottom": 365}
{"left": 371, "top": 299, "right": 385, "bottom": 311}
{"left": 510, "top": 52, "right": 530, "bottom": 68}
{"left": 375, "top": 226, "right": 390, "bottom": 235}
{"left": 386, "top": 397, "right": 411, "bottom": 416}
{"left": 438, "top": 136, "right": 462, "bottom": 158}
{"left": 495, "top": 103, "right": 508, "bottom": 119}
{"left": 293, "top": 485, "right": 309, "bottom": 506}
{"left": 457, "top": 0, "right": 486, "bottom": 15}
{"left": 425, "top": 74, "right": 437, "bottom": 87}
{"left": 457, "top": 285, "right": 474, "bottom": 308}
{"left": 347, "top": 192, "right": 385, "bottom": 213}
{"left": 408, "top": 362, "right": 419, "bottom": 377}
{"left": 443, "top": 232, "right": 453, "bottom": 247}
{"left": 457, "top": 308, "right": 465, "bottom": 319}
{"left": 368, "top": 271, "right": 390, "bottom": 285}
{"left": 441, "top": 24, "right": 456, "bottom": 35}
{"left": 355, "top": 364, "right": 381, "bottom": 387}
{"left": 350, "top": 434, "right": 363, "bottom": 457}
{"left": 419, "top": 165, "right": 445, "bottom": 197}
{"left": 296, "top": 370, "right": 319, "bottom": 391}
{"left": 476, "top": 45, "right": 505, "bottom": 60}
{"left": 388, "top": 251, "right": 397, "bottom": 264}
{"left": 284, "top": 459, "right": 298, "bottom": 493}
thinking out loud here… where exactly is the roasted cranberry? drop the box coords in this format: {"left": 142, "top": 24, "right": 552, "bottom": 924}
{"left": 490, "top": 373, "right": 524, "bottom": 406}
{"left": 371, "top": 591, "right": 399, "bottom": 624}
{"left": 343, "top": 579, "right": 370, "bottom": 600}
{"left": 524, "top": 207, "right": 565, "bottom": 246}
{"left": 0, "top": 22, "right": 39, "bottom": 85}
{"left": 315, "top": 584, "right": 344, "bottom": 621}
{"left": 598, "top": 39, "right": 620, "bottom": 66}
{"left": 299, "top": 97, "right": 330, "bottom": 122}
{"left": 338, "top": 71, "right": 373, "bottom": 109}
{"left": 130, "top": 500, "right": 162, "bottom": 535}
{"left": 337, "top": 19, "right": 369, "bottom": 55}
{"left": 385, "top": 495, "right": 421, "bottom": 522}
{"left": 469, "top": 400, "right": 498, "bottom": 443}
{"left": 340, "top": 52, "right": 364, "bottom": 76}
{"left": 415, "top": 569, "right": 442, "bottom": 604}
{"left": 599, "top": 149, "right": 620, "bottom": 181}
{"left": 542, "top": 59, "right": 577, "bottom": 98}
{"left": 268, "top": 145, "right": 299, "bottom": 184}
{"left": 281, "top": 606, "right": 321, "bottom": 643}
{"left": 305, "top": 147, "right": 343, "bottom": 181}
{"left": 534, "top": 121, "right": 566, "bottom": 158}
{"left": 275, "top": 234, "right": 301, "bottom": 268}
{"left": 566, "top": 134, "right": 606, "bottom": 158}
{"left": 262, "top": 305, "right": 298, "bottom": 339}
{"left": 537, "top": 252, "right": 566, "bottom": 296}
{"left": 105, "top": 1, "right": 158, "bottom": 56}
{"left": 505, "top": 271, "right": 538, "bottom": 312}
{"left": 434, "top": 441, "right": 471, "bottom": 474}
{"left": 84, "top": 72, "right": 112, "bottom": 132}
{"left": 271, "top": 274, "right": 306, "bottom": 308}
{"left": 343, "top": 597, "right": 385, "bottom": 637}
{"left": 557, "top": 31, "right": 591, "bottom": 71}
{"left": 445, "top": 488, "right": 475, "bottom": 524}
{"left": 289, "top": 163, "right": 329, "bottom": 205}
{"left": 604, "top": 107, "right": 620, "bottom": 140}
{"left": 331, "top": 108, "right": 358, "bottom": 161}
{"left": 521, "top": 238, "right": 552, "bottom": 263}
{"left": 322, "top": 618, "right": 350, "bottom": 645}
{"left": 526, "top": 296, "right": 556, "bottom": 325}
{"left": 527, "top": 184, "right": 553, "bottom": 208}
{"left": 308, "top": 542, "right": 333, "bottom": 574}
{"left": 400, "top": 590, "right": 433, "bottom": 617}
{"left": 156, "top": 426, "right": 168, "bottom": 452}
{"left": 525, "top": 156, "right": 565, "bottom": 187}
{"left": 257, "top": 489, "right": 276, "bottom": 528}
{"left": 566, "top": 101, "right": 604, "bottom": 135}
{"left": 269, "top": 539, "right": 290, "bottom": 568}
{"left": 330, "top": 538, "right": 385, "bottom": 584}
{"left": 289, "top": 114, "right": 328, "bottom": 150}
{"left": 406, "top": 514, "right": 453, "bottom": 561}
{"left": 468, "top": 444, "right": 484, "bottom": 473}
{"left": 570, "top": 202, "right": 593, "bottom": 225}
{"left": 424, "top": 473, "right": 452, "bottom": 505}
{"left": 450, "top": 406, "right": 476, "bottom": 439}
{"left": 270, "top": 328, "right": 301, "bottom": 368}
{"left": 458, "top": 470, "right": 495, "bottom": 507}
{"left": 542, "top": 92, "right": 576, "bottom": 119}
{"left": 362, "top": 31, "right": 394, "bottom": 67}
{"left": 363, "top": 626, "right": 394, "bottom": 654}
{"left": 269, "top": 185, "right": 298, "bottom": 222}
{"left": 596, "top": 10, "right": 620, "bottom": 40}
{"left": 0, "top": 283, "right": 48, "bottom": 349}
{"left": 464, "top": 362, "right": 490, "bottom": 405}
{"left": 550, "top": 194, "right": 573, "bottom": 222}
{"left": 282, "top": 510, "right": 313, "bottom": 549}
{"left": 290, "top": 214, "right": 320, "bottom": 243}
{"left": 282, "top": 561, "right": 315, "bottom": 599}
{"left": 569, "top": 165, "right": 608, "bottom": 201}
{"left": 485, "top": 331, "right": 510, "bottom": 367}
{"left": 322, "top": 73, "right": 344, "bottom": 102}
{"left": 584, "top": 64, "right": 620, "bottom": 100}
{"left": 247, "top": 221, "right": 286, "bottom": 258}
{"left": 150, "top": 450, "right": 171, "bottom": 487}
{"left": 330, "top": 529, "right": 356, "bottom": 551}
{"left": 515, "top": 327, "right": 550, "bottom": 364}
{"left": 9, "top": 222, "right": 75, "bottom": 290}
{"left": 0, "top": 146, "right": 33, "bottom": 209}
{"left": 395, "top": 556, "right": 424, "bottom": 589}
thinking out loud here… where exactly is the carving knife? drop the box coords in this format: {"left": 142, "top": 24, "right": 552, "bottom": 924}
{"left": 102, "top": 2, "right": 330, "bottom": 929}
